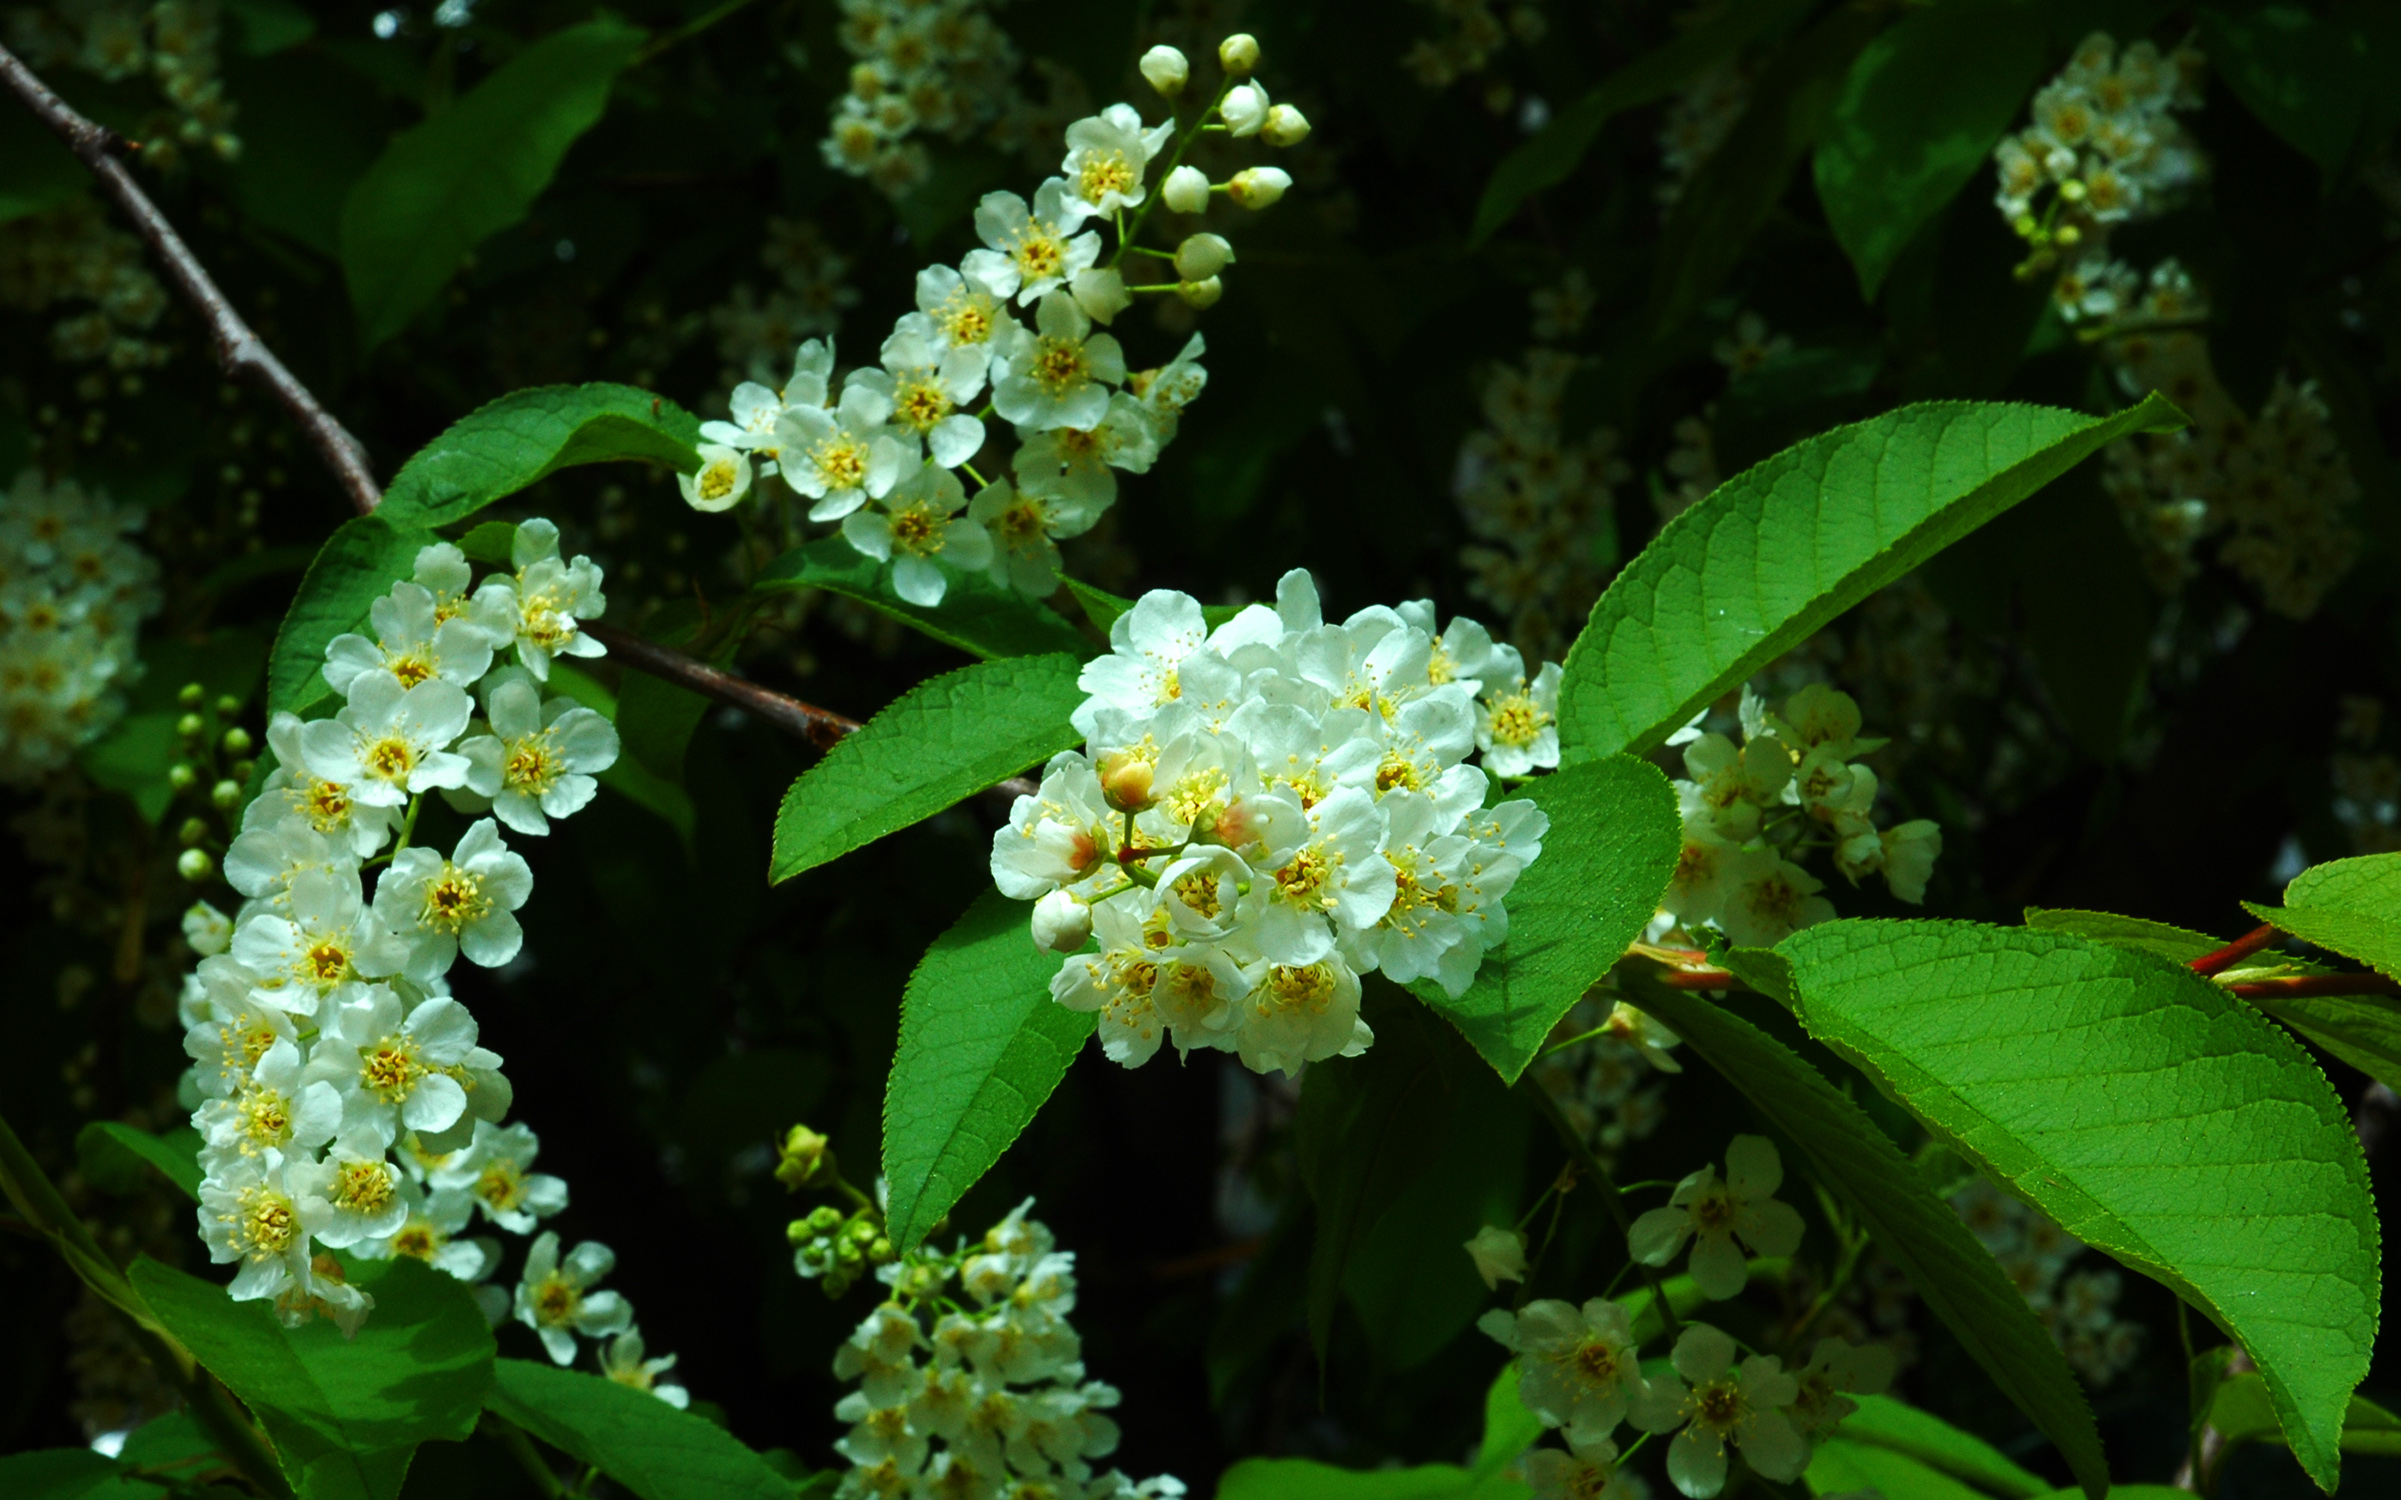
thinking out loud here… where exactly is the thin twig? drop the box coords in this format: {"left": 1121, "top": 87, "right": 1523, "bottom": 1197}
{"left": 587, "top": 624, "right": 856, "bottom": 750}
{"left": 1518, "top": 1079, "right": 1682, "bottom": 1336}
{"left": 2189, "top": 923, "right": 2276, "bottom": 977}
{"left": 2225, "top": 973, "right": 2401, "bottom": 1000}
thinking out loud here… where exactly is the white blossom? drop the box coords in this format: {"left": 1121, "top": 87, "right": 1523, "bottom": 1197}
{"left": 371, "top": 819, "right": 534, "bottom": 982}
{"left": 458, "top": 675, "right": 619, "bottom": 835}
{"left": 1629, "top": 1135, "right": 1806, "bottom": 1300}
{"left": 515, "top": 1231, "right": 634, "bottom": 1365}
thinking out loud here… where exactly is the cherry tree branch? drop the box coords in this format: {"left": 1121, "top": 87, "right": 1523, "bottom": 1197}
{"left": 0, "top": 39, "right": 921, "bottom": 768}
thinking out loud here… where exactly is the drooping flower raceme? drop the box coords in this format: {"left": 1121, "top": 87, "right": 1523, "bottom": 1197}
{"left": 992, "top": 571, "right": 1554, "bottom": 1076}
{"left": 180, "top": 526, "right": 687, "bottom": 1390}
{"left": 0, "top": 469, "right": 162, "bottom": 784}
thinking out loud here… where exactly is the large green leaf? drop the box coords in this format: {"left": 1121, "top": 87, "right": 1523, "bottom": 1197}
{"left": 1804, "top": 1439, "right": 1990, "bottom": 1500}
{"left": 1215, "top": 1362, "right": 1536, "bottom": 1498}
{"left": 483, "top": 1359, "right": 795, "bottom": 1500}
{"left": 1557, "top": 395, "right": 2185, "bottom": 760}
{"left": 881, "top": 889, "right": 1094, "bottom": 1252}
{"left": 1408, "top": 756, "right": 1682, "bottom": 1082}
{"left": 770, "top": 654, "right": 1086, "bottom": 884}
{"left": 2252, "top": 852, "right": 2401, "bottom": 982}
{"left": 1812, "top": 0, "right": 2051, "bottom": 298}
{"left": 268, "top": 514, "right": 440, "bottom": 718}
{"left": 377, "top": 383, "right": 703, "bottom": 530}
{"left": 2208, "top": 1370, "right": 2401, "bottom": 1457}
{"left": 76, "top": 1121, "right": 203, "bottom": 1201}
{"left": 1832, "top": 1394, "right": 2048, "bottom": 1498}
{"left": 1778, "top": 920, "right": 2381, "bottom": 1492}
{"left": 757, "top": 537, "right": 1092, "bottom": 661}
{"left": 1627, "top": 977, "right": 2108, "bottom": 1499}
{"left": 2238, "top": 990, "right": 2401, "bottom": 1097}
{"left": 2022, "top": 908, "right": 2220, "bottom": 964}
{"left": 340, "top": 20, "right": 645, "bottom": 347}
{"left": 132, "top": 1257, "right": 496, "bottom": 1500}
{"left": 1467, "top": 0, "right": 1817, "bottom": 244}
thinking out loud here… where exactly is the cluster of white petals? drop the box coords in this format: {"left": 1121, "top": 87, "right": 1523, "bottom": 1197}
{"left": 176, "top": 523, "right": 682, "bottom": 1396}
{"left": 0, "top": 469, "right": 161, "bottom": 784}
{"left": 992, "top": 570, "right": 1558, "bottom": 1075}
{"left": 828, "top": 1201, "right": 1180, "bottom": 1500}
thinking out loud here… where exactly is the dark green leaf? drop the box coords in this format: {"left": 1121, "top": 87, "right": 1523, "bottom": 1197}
{"left": 881, "top": 890, "right": 1094, "bottom": 1252}
{"left": 1627, "top": 976, "right": 2107, "bottom": 1500}
{"left": 1778, "top": 920, "right": 2380, "bottom": 1492}
{"left": 2251, "top": 852, "right": 2401, "bottom": 981}
{"left": 378, "top": 383, "right": 702, "bottom": 531}
{"left": 0, "top": 1450, "right": 166, "bottom": 1500}
{"left": 267, "top": 514, "right": 439, "bottom": 719}
{"left": 770, "top": 654, "right": 1085, "bottom": 884}
{"left": 454, "top": 521, "right": 519, "bottom": 566}
{"left": 77, "top": 713, "right": 181, "bottom": 826}
{"left": 757, "top": 537, "right": 1092, "bottom": 661}
{"left": 1215, "top": 1458, "right": 1526, "bottom": 1500}
{"left": 1558, "top": 395, "right": 2186, "bottom": 760}
{"left": 0, "top": 104, "right": 86, "bottom": 226}
{"left": 2022, "top": 908, "right": 2222, "bottom": 964}
{"left": 224, "top": 0, "right": 315, "bottom": 55}
{"left": 1468, "top": 0, "right": 1817, "bottom": 244}
{"left": 2209, "top": 1370, "right": 2401, "bottom": 1456}
{"left": 76, "top": 1121, "right": 203, "bottom": 1201}
{"left": 2200, "top": 5, "right": 2370, "bottom": 180}
{"left": 1409, "top": 756, "right": 1682, "bottom": 1082}
{"left": 132, "top": 1256, "right": 496, "bottom": 1500}
{"left": 1831, "top": 1393, "right": 2048, "bottom": 1498}
{"left": 2238, "top": 991, "right": 2401, "bottom": 1097}
{"left": 483, "top": 1359, "right": 795, "bottom": 1500}
{"left": 1475, "top": 1366, "right": 1544, "bottom": 1477}
{"left": 340, "top": 20, "right": 647, "bottom": 347}
{"left": 115, "top": 1410, "right": 221, "bottom": 1472}
{"left": 545, "top": 663, "right": 698, "bottom": 843}
{"left": 1812, "top": 0, "right": 2051, "bottom": 299}
{"left": 1804, "top": 1438, "right": 1990, "bottom": 1500}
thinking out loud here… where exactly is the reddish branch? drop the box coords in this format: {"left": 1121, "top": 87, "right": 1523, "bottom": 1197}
{"left": 0, "top": 39, "right": 967, "bottom": 772}
{"left": 2225, "top": 973, "right": 2401, "bottom": 1001}
{"left": 2189, "top": 922, "right": 2278, "bottom": 976}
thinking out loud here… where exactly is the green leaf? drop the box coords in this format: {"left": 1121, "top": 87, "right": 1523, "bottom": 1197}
{"left": 2200, "top": 5, "right": 2371, "bottom": 180}
{"left": 454, "top": 520, "right": 519, "bottom": 565}
{"left": 1777, "top": 920, "right": 2381, "bottom": 1492}
{"left": 881, "top": 889, "right": 1094, "bottom": 1253}
{"left": 2237, "top": 990, "right": 2401, "bottom": 1098}
{"left": 1409, "top": 756, "right": 1682, "bottom": 1082}
{"left": 1647, "top": 5, "right": 1885, "bottom": 340}
{"left": 76, "top": 1121, "right": 203, "bottom": 1201}
{"left": 483, "top": 1359, "right": 795, "bottom": 1500}
{"left": 1805, "top": 1438, "right": 1986, "bottom": 1500}
{"left": 224, "top": 0, "right": 316, "bottom": 55}
{"left": 1475, "top": 1366, "right": 1545, "bottom": 1476}
{"left": 2022, "top": 908, "right": 2222, "bottom": 964}
{"left": 1831, "top": 1394, "right": 2048, "bottom": 1498}
{"left": 268, "top": 514, "right": 440, "bottom": 719}
{"left": 545, "top": 662, "right": 698, "bottom": 842}
{"left": 132, "top": 1256, "right": 496, "bottom": 1500}
{"left": 1557, "top": 395, "right": 2186, "bottom": 760}
{"left": 1812, "top": 0, "right": 2051, "bottom": 299}
{"left": 340, "top": 20, "right": 646, "bottom": 347}
{"left": 1627, "top": 976, "right": 2108, "bottom": 1499}
{"left": 0, "top": 104, "right": 86, "bottom": 226}
{"left": 757, "top": 537, "right": 1092, "bottom": 662}
{"left": 378, "top": 383, "right": 703, "bottom": 530}
{"left": 2252, "top": 852, "right": 2401, "bottom": 982}
{"left": 1215, "top": 1459, "right": 1527, "bottom": 1500}
{"left": 1467, "top": 0, "right": 1817, "bottom": 244}
{"left": 116, "top": 1410, "right": 221, "bottom": 1472}
{"left": 77, "top": 713, "right": 181, "bottom": 826}
{"left": 771, "top": 654, "right": 1084, "bottom": 884}
{"left": 2209, "top": 1370, "right": 2401, "bottom": 1456}
{"left": 0, "top": 1450, "right": 166, "bottom": 1500}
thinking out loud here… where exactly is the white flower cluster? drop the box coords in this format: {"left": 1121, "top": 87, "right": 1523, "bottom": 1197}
{"left": 173, "top": 521, "right": 679, "bottom": 1393}
{"left": 1993, "top": 32, "right": 2205, "bottom": 324}
{"left": 821, "top": 0, "right": 1027, "bottom": 197}
{"left": 991, "top": 571, "right": 1558, "bottom": 1076}
{"left": 0, "top": 469, "right": 161, "bottom": 784}
{"left": 1662, "top": 683, "right": 1940, "bottom": 949}
{"left": 2098, "top": 265, "right": 2360, "bottom": 619}
{"left": 829, "top": 1201, "right": 1182, "bottom": 1500}
{"left": 1953, "top": 1178, "right": 2142, "bottom": 1387}
{"left": 686, "top": 38, "right": 1311, "bottom": 609}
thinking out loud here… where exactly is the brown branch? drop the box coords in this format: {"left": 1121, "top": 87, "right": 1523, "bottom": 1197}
{"left": 0, "top": 40, "right": 1008, "bottom": 778}
{"left": 2190, "top": 922, "right": 2277, "bottom": 976}
{"left": 2226, "top": 973, "right": 2401, "bottom": 1000}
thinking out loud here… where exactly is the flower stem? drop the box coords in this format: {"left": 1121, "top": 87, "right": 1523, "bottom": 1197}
{"left": 1518, "top": 1078, "right": 1681, "bottom": 1336}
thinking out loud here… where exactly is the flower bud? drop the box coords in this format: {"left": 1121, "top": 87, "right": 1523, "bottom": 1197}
{"left": 1221, "top": 82, "right": 1269, "bottom": 137}
{"left": 177, "top": 848, "right": 214, "bottom": 883}
{"left": 1174, "top": 233, "right": 1234, "bottom": 281}
{"left": 177, "top": 682, "right": 205, "bottom": 708}
{"left": 1177, "top": 276, "right": 1224, "bottom": 309}
{"left": 2055, "top": 223, "right": 2083, "bottom": 247}
{"left": 775, "top": 1124, "right": 836, "bottom": 1190}
{"left": 1070, "top": 267, "right": 1131, "bottom": 325}
{"left": 1140, "top": 44, "right": 1189, "bottom": 96}
{"left": 1162, "top": 164, "right": 1211, "bottom": 214}
{"left": 230, "top": 758, "right": 256, "bottom": 782}
{"left": 808, "top": 1204, "right": 845, "bottom": 1234}
{"left": 1100, "top": 752, "right": 1156, "bottom": 812}
{"left": 786, "top": 1218, "right": 816, "bottom": 1246}
{"left": 177, "top": 712, "right": 206, "bottom": 740}
{"left": 1463, "top": 1224, "right": 1528, "bottom": 1290}
{"left": 178, "top": 816, "right": 210, "bottom": 848}
{"left": 1032, "top": 890, "right": 1093, "bottom": 954}
{"left": 221, "top": 725, "right": 253, "bottom": 756}
{"left": 1263, "top": 103, "right": 1311, "bottom": 147}
{"left": 1226, "top": 166, "right": 1291, "bottom": 209}
{"left": 215, "top": 695, "right": 241, "bottom": 718}
{"left": 210, "top": 779, "right": 243, "bottom": 811}
{"left": 1219, "top": 33, "right": 1259, "bottom": 74}
{"left": 167, "top": 762, "right": 197, "bottom": 792}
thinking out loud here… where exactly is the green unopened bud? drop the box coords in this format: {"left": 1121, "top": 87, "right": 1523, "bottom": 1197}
{"left": 177, "top": 848, "right": 214, "bottom": 883}
{"left": 211, "top": 779, "right": 243, "bottom": 811}
{"left": 215, "top": 695, "right": 241, "bottom": 718}
{"left": 221, "top": 726, "right": 253, "bottom": 756}
{"left": 231, "top": 758, "right": 257, "bottom": 782}
{"left": 835, "top": 1237, "right": 863, "bottom": 1265}
{"left": 847, "top": 1218, "right": 877, "bottom": 1246}
{"left": 1177, "top": 276, "right": 1224, "bottom": 309}
{"left": 774, "top": 1123, "right": 835, "bottom": 1190}
{"left": 177, "top": 713, "right": 206, "bottom": 740}
{"left": 869, "top": 1237, "right": 894, "bottom": 1263}
{"left": 2054, "top": 223, "right": 2083, "bottom": 248}
{"left": 787, "top": 1218, "right": 815, "bottom": 1246}
{"left": 167, "top": 762, "right": 198, "bottom": 792}
{"left": 808, "top": 1204, "right": 845, "bottom": 1234}
{"left": 178, "top": 817, "right": 210, "bottom": 848}
{"left": 177, "top": 683, "right": 205, "bottom": 708}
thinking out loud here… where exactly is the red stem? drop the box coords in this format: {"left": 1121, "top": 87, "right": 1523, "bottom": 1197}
{"left": 2227, "top": 974, "right": 2401, "bottom": 1000}
{"left": 2190, "top": 923, "right": 2277, "bottom": 976}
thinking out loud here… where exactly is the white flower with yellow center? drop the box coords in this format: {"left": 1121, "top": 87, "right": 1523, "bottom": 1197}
{"left": 968, "top": 479, "right": 1086, "bottom": 597}
{"left": 1476, "top": 659, "right": 1563, "bottom": 778}
{"left": 850, "top": 315, "right": 991, "bottom": 469}
{"left": 841, "top": 463, "right": 994, "bottom": 607}
{"left": 1073, "top": 591, "right": 1210, "bottom": 734}
{"left": 1233, "top": 951, "right": 1369, "bottom": 1077}
{"left": 249, "top": 712, "right": 400, "bottom": 859}
{"left": 1049, "top": 897, "right": 1173, "bottom": 1065}
{"left": 602, "top": 1329, "right": 690, "bottom": 1409}
{"left": 962, "top": 178, "right": 1101, "bottom": 305}
{"left": 993, "top": 291, "right": 1126, "bottom": 434}
{"left": 1786, "top": 1336, "right": 1895, "bottom": 1443}
{"left": 1249, "top": 785, "right": 1395, "bottom": 965}
{"left": 515, "top": 1231, "right": 634, "bottom": 1365}
{"left": 357, "top": 1176, "right": 494, "bottom": 1282}
{"left": 776, "top": 383, "right": 908, "bottom": 522}
{"left": 195, "top": 1037, "right": 340, "bottom": 1174}
{"left": 198, "top": 1147, "right": 327, "bottom": 1302}
{"left": 224, "top": 819, "right": 347, "bottom": 917}
{"left": 229, "top": 867, "right": 401, "bottom": 1017}
{"left": 1011, "top": 392, "right": 1160, "bottom": 512}
{"left": 698, "top": 381, "right": 787, "bottom": 456}
{"left": 323, "top": 581, "right": 496, "bottom": 698}
{"left": 307, "top": 987, "right": 492, "bottom": 1145}
{"left": 411, "top": 542, "right": 516, "bottom": 645}
{"left": 434, "top": 1119, "right": 568, "bottom": 1233}
{"left": 372, "top": 818, "right": 534, "bottom": 982}
{"left": 1630, "top": 1135, "right": 1806, "bottom": 1301}
{"left": 1128, "top": 332, "right": 1208, "bottom": 443}
{"left": 1715, "top": 855, "right": 1834, "bottom": 948}
{"left": 1059, "top": 103, "right": 1174, "bottom": 217}
{"left": 992, "top": 751, "right": 1119, "bottom": 901}
{"left": 474, "top": 519, "right": 608, "bottom": 682}
{"left": 915, "top": 265, "right": 1013, "bottom": 355}
{"left": 677, "top": 444, "right": 754, "bottom": 513}
{"left": 834, "top": 1303, "right": 926, "bottom": 1408}
{"left": 1480, "top": 1296, "right": 1650, "bottom": 1441}
{"left": 299, "top": 673, "right": 474, "bottom": 808}
{"left": 1629, "top": 1323, "right": 1806, "bottom": 1498}
{"left": 459, "top": 675, "right": 619, "bottom": 836}
{"left": 182, "top": 962, "right": 300, "bottom": 1097}
{"left": 1525, "top": 1432, "right": 1638, "bottom": 1500}
{"left": 183, "top": 900, "right": 233, "bottom": 957}
{"left": 293, "top": 1129, "right": 410, "bottom": 1248}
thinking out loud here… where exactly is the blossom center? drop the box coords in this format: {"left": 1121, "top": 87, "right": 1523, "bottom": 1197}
{"left": 333, "top": 1159, "right": 395, "bottom": 1215}
{"left": 1692, "top": 1378, "right": 1747, "bottom": 1434}
{"left": 504, "top": 734, "right": 560, "bottom": 795}
{"left": 305, "top": 939, "right": 354, "bottom": 987}
{"left": 361, "top": 1038, "right": 425, "bottom": 1102}
{"left": 237, "top": 1086, "right": 290, "bottom": 1147}
{"left": 476, "top": 1157, "right": 528, "bottom": 1211}
{"left": 697, "top": 457, "right": 741, "bottom": 502}
{"left": 530, "top": 1273, "right": 582, "bottom": 1327}
{"left": 1011, "top": 229, "right": 1066, "bottom": 284}
{"left": 1078, "top": 152, "right": 1136, "bottom": 206}
{"left": 893, "top": 374, "right": 952, "bottom": 432}
{"left": 242, "top": 1189, "right": 299, "bottom": 1255}
{"left": 303, "top": 780, "right": 352, "bottom": 829}
{"left": 1489, "top": 693, "right": 1546, "bottom": 747}
{"left": 391, "top": 1221, "right": 445, "bottom": 1260}
{"left": 421, "top": 865, "right": 490, "bottom": 933}
{"left": 1029, "top": 337, "right": 1090, "bottom": 396}
{"left": 365, "top": 735, "right": 417, "bottom": 783}
{"left": 888, "top": 503, "right": 947, "bottom": 558}
{"left": 1266, "top": 963, "right": 1335, "bottom": 1012}
{"left": 812, "top": 435, "right": 868, "bottom": 492}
